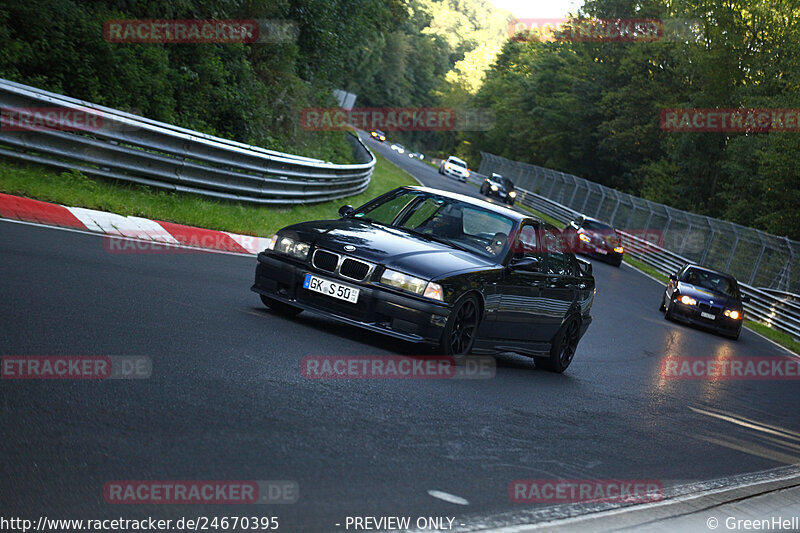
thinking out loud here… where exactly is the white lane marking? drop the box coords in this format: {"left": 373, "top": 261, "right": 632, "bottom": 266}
{"left": 428, "top": 490, "right": 469, "bottom": 506}
{"left": 0, "top": 218, "right": 254, "bottom": 257}
{"left": 620, "top": 261, "right": 799, "bottom": 358}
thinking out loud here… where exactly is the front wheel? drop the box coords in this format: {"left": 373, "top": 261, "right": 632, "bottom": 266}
{"left": 480, "top": 183, "right": 488, "bottom": 195}
{"left": 664, "top": 296, "right": 675, "bottom": 320}
{"left": 439, "top": 295, "right": 480, "bottom": 356}
{"left": 536, "top": 316, "right": 581, "bottom": 373}
{"left": 260, "top": 295, "right": 303, "bottom": 317}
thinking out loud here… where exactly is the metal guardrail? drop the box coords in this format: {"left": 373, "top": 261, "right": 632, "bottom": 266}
{"left": 0, "top": 78, "right": 375, "bottom": 204}
{"left": 512, "top": 188, "right": 800, "bottom": 340}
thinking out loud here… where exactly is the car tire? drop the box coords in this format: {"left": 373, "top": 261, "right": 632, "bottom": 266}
{"left": 260, "top": 295, "right": 302, "bottom": 317}
{"left": 659, "top": 293, "right": 666, "bottom": 312}
{"left": 536, "top": 316, "right": 581, "bottom": 373}
{"left": 507, "top": 199, "right": 515, "bottom": 206}
{"left": 480, "top": 183, "right": 488, "bottom": 195}
{"left": 613, "top": 257, "right": 622, "bottom": 267}
{"left": 439, "top": 295, "right": 480, "bottom": 357}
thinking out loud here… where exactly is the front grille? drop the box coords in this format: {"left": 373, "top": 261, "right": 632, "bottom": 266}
{"left": 340, "top": 258, "right": 371, "bottom": 281}
{"left": 312, "top": 249, "right": 338, "bottom": 272}
{"left": 698, "top": 303, "right": 720, "bottom": 315}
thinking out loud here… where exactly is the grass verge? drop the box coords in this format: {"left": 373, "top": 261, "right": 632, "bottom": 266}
{"left": 0, "top": 151, "right": 415, "bottom": 237}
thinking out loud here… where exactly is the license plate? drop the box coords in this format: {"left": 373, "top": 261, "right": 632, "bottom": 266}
{"left": 303, "top": 274, "right": 359, "bottom": 304}
{"left": 700, "top": 311, "right": 715, "bottom": 320}
{"left": 595, "top": 248, "right": 608, "bottom": 255}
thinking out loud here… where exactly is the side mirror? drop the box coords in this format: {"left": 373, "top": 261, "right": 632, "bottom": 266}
{"left": 741, "top": 295, "right": 751, "bottom": 303}
{"left": 669, "top": 274, "right": 677, "bottom": 283}
{"left": 338, "top": 205, "right": 354, "bottom": 217}
{"left": 511, "top": 256, "right": 541, "bottom": 272}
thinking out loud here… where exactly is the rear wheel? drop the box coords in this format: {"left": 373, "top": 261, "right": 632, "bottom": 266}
{"left": 536, "top": 316, "right": 580, "bottom": 373}
{"left": 260, "top": 295, "right": 302, "bottom": 317}
{"left": 439, "top": 295, "right": 480, "bottom": 357}
{"left": 659, "top": 293, "right": 666, "bottom": 312}
{"left": 480, "top": 183, "right": 488, "bottom": 195}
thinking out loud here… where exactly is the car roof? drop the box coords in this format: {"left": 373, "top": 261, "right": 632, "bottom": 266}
{"left": 447, "top": 156, "right": 466, "bottom": 163}
{"left": 683, "top": 264, "right": 737, "bottom": 280}
{"left": 403, "top": 186, "right": 532, "bottom": 223}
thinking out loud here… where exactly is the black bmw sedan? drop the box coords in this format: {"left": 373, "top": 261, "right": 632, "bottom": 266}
{"left": 252, "top": 186, "right": 595, "bottom": 373}
{"left": 480, "top": 173, "right": 517, "bottom": 205}
{"left": 661, "top": 264, "right": 750, "bottom": 339}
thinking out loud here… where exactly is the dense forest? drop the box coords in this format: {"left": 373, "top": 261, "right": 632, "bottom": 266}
{"left": 0, "top": 0, "right": 798, "bottom": 238}
{"left": 461, "top": 0, "right": 800, "bottom": 239}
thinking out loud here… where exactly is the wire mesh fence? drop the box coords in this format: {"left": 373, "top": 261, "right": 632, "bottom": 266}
{"left": 479, "top": 152, "right": 799, "bottom": 295}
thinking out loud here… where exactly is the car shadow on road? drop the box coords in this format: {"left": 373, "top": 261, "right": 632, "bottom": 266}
{"left": 251, "top": 305, "right": 571, "bottom": 377}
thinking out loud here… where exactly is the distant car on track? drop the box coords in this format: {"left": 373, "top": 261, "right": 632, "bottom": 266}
{"left": 370, "top": 130, "right": 386, "bottom": 142}
{"left": 439, "top": 156, "right": 470, "bottom": 182}
{"left": 390, "top": 143, "right": 406, "bottom": 154}
{"left": 252, "top": 186, "right": 595, "bottom": 372}
{"left": 564, "top": 215, "right": 624, "bottom": 267}
{"left": 409, "top": 152, "right": 424, "bottom": 160}
{"left": 480, "top": 173, "right": 517, "bottom": 205}
{"left": 661, "top": 264, "right": 749, "bottom": 339}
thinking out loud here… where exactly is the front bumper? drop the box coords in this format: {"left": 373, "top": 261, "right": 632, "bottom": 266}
{"left": 442, "top": 168, "right": 468, "bottom": 181}
{"left": 251, "top": 253, "right": 450, "bottom": 344}
{"left": 670, "top": 301, "right": 742, "bottom": 335}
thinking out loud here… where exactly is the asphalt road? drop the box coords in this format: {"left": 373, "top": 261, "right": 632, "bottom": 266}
{"left": 1, "top": 141, "right": 799, "bottom": 532}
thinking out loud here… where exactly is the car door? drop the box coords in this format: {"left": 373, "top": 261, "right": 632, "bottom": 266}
{"left": 539, "top": 227, "right": 581, "bottom": 341}
{"left": 492, "top": 223, "right": 548, "bottom": 346}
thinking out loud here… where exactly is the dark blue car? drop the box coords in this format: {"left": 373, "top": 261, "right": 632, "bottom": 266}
{"left": 661, "top": 264, "right": 750, "bottom": 339}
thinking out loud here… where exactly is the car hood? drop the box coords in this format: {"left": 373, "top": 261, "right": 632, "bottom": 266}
{"left": 677, "top": 282, "right": 738, "bottom": 307}
{"left": 280, "top": 218, "right": 492, "bottom": 279}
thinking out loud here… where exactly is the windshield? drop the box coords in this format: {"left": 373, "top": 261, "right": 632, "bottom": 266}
{"left": 448, "top": 158, "right": 467, "bottom": 168}
{"left": 352, "top": 189, "right": 514, "bottom": 259}
{"left": 583, "top": 220, "right": 614, "bottom": 232}
{"left": 681, "top": 268, "right": 739, "bottom": 297}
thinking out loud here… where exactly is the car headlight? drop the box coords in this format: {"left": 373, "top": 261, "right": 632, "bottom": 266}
{"left": 380, "top": 136, "right": 385, "bottom": 141}
{"left": 491, "top": 185, "right": 499, "bottom": 192}
{"left": 381, "top": 269, "right": 442, "bottom": 300}
{"left": 272, "top": 236, "right": 310, "bottom": 260}
{"left": 579, "top": 233, "right": 591, "bottom": 243}
{"left": 466, "top": 171, "right": 470, "bottom": 177}
{"left": 613, "top": 246, "right": 624, "bottom": 254}
{"left": 679, "top": 295, "right": 697, "bottom": 306}
{"left": 724, "top": 309, "right": 741, "bottom": 320}
{"left": 509, "top": 191, "right": 517, "bottom": 197}
{"left": 380, "top": 269, "right": 427, "bottom": 295}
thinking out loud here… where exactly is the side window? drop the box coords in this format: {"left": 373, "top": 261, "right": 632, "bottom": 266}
{"left": 544, "top": 228, "right": 574, "bottom": 275}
